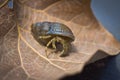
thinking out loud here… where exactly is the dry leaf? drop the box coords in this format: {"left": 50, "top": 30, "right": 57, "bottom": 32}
{"left": 0, "top": 0, "right": 120, "bottom": 80}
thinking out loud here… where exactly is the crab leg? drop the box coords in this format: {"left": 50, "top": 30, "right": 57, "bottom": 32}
{"left": 52, "top": 39, "right": 56, "bottom": 49}
{"left": 45, "top": 37, "right": 56, "bottom": 57}
{"left": 39, "top": 35, "right": 51, "bottom": 39}
{"left": 55, "top": 36, "right": 70, "bottom": 57}
{"left": 44, "top": 36, "right": 70, "bottom": 57}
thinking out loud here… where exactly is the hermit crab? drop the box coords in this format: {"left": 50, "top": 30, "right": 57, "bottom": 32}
{"left": 31, "top": 22, "right": 75, "bottom": 57}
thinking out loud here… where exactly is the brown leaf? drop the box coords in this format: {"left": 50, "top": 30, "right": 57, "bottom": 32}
{"left": 0, "top": 0, "right": 120, "bottom": 80}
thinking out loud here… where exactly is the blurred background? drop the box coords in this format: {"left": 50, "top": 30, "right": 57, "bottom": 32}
{"left": 8, "top": 0, "right": 120, "bottom": 41}
{"left": 91, "top": 0, "right": 120, "bottom": 41}
{"left": 7, "top": 0, "right": 120, "bottom": 80}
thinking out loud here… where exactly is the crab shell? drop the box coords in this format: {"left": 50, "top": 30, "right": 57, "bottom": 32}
{"left": 31, "top": 22, "right": 75, "bottom": 44}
